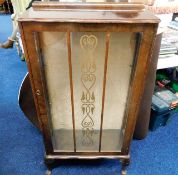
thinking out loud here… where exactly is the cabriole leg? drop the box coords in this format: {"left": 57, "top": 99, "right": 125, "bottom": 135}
{"left": 44, "top": 158, "right": 55, "bottom": 175}
{"left": 121, "top": 158, "right": 130, "bottom": 175}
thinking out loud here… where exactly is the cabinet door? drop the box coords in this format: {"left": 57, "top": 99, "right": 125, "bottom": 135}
{"left": 37, "top": 31, "right": 139, "bottom": 153}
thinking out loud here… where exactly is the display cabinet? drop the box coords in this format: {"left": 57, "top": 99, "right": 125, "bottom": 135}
{"left": 18, "top": 1, "right": 159, "bottom": 175}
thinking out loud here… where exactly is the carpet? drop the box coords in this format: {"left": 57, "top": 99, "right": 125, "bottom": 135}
{"left": 0, "top": 14, "right": 178, "bottom": 175}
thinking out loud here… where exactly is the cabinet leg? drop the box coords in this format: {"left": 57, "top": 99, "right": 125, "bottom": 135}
{"left": 121, "top": 166, "right": 127, "bottom": 175}
{"left": 44, "top": 158, "right": 55, "bottom": 175}
{"left": 121, "top": 159, "right": 130, "bottom": 175}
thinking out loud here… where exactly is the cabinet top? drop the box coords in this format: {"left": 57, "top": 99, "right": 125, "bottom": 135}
{"left": 18, "top": 1, "right": 160, "bottom": 24}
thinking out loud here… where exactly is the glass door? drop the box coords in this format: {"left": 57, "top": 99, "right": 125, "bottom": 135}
{"left": 38, "top": 31, "right": 139, "bottom": 152}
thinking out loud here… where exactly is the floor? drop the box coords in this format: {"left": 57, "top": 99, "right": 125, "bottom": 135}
{"left": 0, "top": 14, "right": 178, "bottom": 175}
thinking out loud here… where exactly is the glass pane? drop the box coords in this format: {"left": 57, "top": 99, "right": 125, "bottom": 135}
{"left": 39, "top": 32, "right": 74, "bottom": 152}
{"left": 39, "top": 31, "right": 138, "bottom": 153}
{"left": 71, "top": 32, "right": 106, "bottom": 152}
{"left": 101, "top": 32, "right": 137, "bottom": 152}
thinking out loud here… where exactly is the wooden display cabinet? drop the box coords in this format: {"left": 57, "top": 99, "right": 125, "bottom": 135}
{"left": 18, "top": 1, "right": 159, "bottom": 175}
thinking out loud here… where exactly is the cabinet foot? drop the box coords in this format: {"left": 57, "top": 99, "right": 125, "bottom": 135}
{"left": 44, "top": 157, "right": 55, "bottom": 175}
{"left": 121, "top": 168, "right": 127, "bottom": 175}
{"left": 120, "top": 158, "right": 130, "bottom": 175}
{"left": 45, "top": 169, "right": 52, "bottom": 175}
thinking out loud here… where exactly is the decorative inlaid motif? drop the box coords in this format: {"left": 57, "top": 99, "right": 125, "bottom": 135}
{"left": 80, "top": 35, "right": 97, "bottom": 146}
